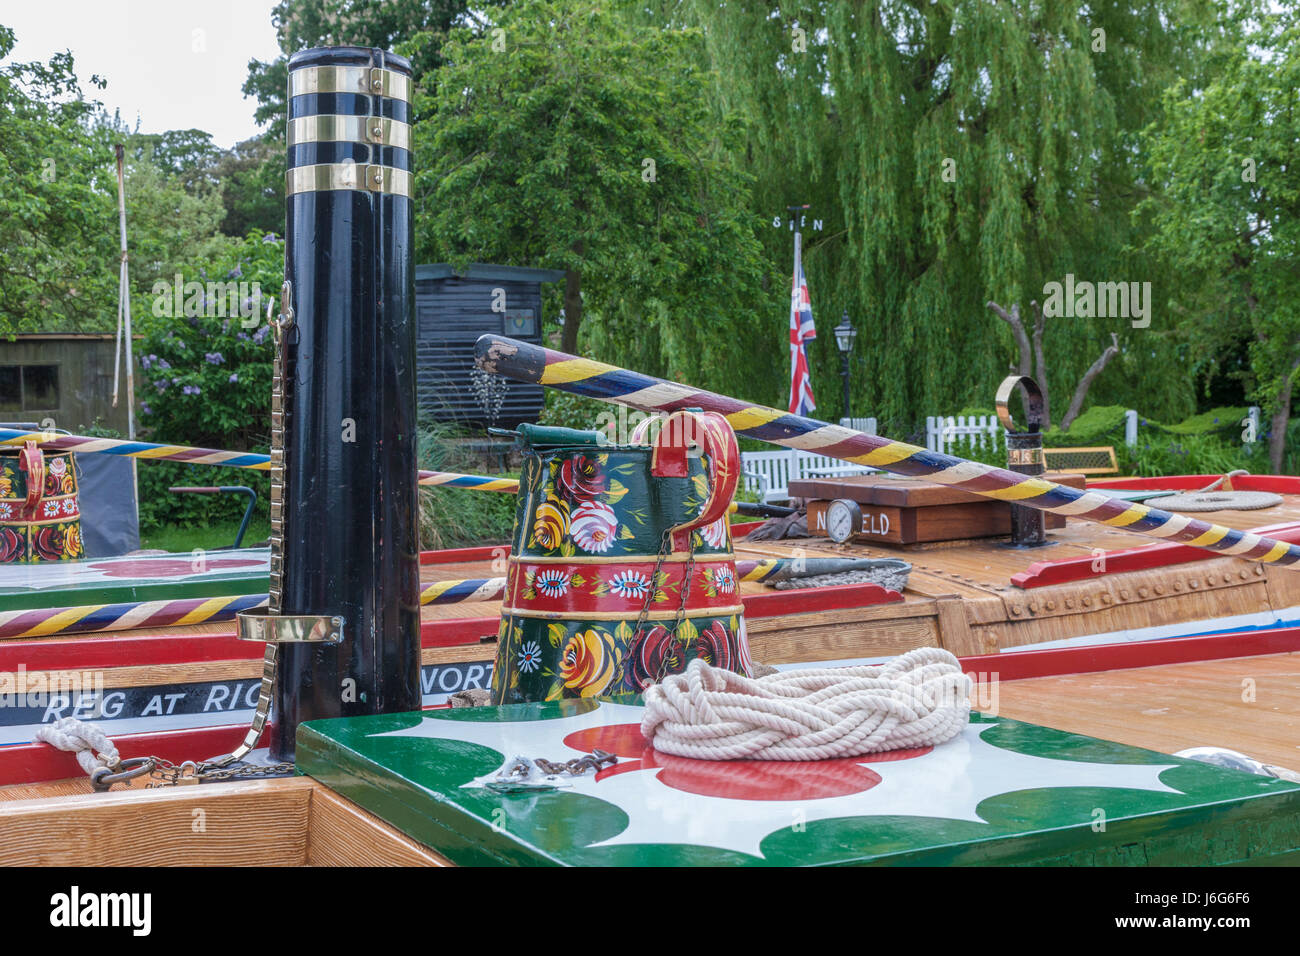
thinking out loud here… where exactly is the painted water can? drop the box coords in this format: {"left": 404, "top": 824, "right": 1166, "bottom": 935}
{"left": 492, "top": 411, "right": 752, "bottom": 704}
{"left": 0, "top": 442, "right": 83, "bottom": 563}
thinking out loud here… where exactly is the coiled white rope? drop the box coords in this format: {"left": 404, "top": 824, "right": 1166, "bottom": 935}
{"left": 34, "top": 716, "right": 120, "bottom": 777}
{"left": 1150, "top": 470, "right": 1282, "bottom": 512}
{"left": 641, "top": 648, "right": 971, "bottom": 761}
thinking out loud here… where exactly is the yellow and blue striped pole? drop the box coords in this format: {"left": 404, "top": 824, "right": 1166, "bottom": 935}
{"left": 475, "top": 335, "right": 1300, "bottom": 568}
{"left": 0, "top": 428, "right": 519, "bottom": 491}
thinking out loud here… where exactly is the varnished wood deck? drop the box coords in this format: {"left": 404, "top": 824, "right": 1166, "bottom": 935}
{"left": 993, "top": 651, "right": 1300, "bottom": 772}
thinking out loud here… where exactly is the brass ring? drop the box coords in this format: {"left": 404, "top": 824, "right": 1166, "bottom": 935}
{"left": 995, "top": 375, "right": 1046, "bottom": 432}
{"left": 287, "top": 114, "right": 411, "bottom": 150}
{"left": 285, "top": 162, "right": 412, "bottom": 198}
{"left": 289, "top": 65, "right": 411, "bottom": 102}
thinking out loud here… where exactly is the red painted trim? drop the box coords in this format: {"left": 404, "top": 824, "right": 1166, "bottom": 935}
{"left": 1087, "top": 473, "right": 1300, "bottom": 494}
{"left": 419, "top": 544, "right": 508, "bottom": 565}
{"left": 1012, "top": 520, "right": 1300, "bottom": 589}
{"left": 0, "top": 723, "right": 267, "bottom": 787}
{"left": 420, "top": 616, "right": 500, "bottom": 647}
{"left": 960, "top": 626, "right": 1300, "bottom": 682}
{"left": 1087, "top": 475, "right": 1212, "bottom": 491}
{"left": 730, "top": 520, "right": 763, "bottom": 539}
{"left": 0, "top": 633, "right": 261, "bottom": 671}
{"left": 1233, "top": 474, "right": 1300, "bottom": 494}
{"left": 742, "top": 582, "right": 902, "bottom": 615}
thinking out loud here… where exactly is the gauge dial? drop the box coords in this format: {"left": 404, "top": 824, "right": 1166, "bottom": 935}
{"left": 825, "top": 499, "right": 863, "bottom": 543}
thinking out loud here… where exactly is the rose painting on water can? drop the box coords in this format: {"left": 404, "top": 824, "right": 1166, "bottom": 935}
{"left": 0, "top": 445, "right": 84, "bottom": 563}
{"left": 492, "top": 411, "right": 754, "bottom": 704}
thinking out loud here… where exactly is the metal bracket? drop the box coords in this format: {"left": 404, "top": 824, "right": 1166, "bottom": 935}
{"left": 236, "top": 613, "right": 344, "bottom": 645}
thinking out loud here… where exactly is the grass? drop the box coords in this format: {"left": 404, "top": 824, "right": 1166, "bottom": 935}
{"left": 139, "top": 518, "right": 273, "bottom": 553}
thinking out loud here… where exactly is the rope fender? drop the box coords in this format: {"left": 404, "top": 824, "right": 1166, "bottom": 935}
{"left": 641, "top": 648, "right": 971, "bottom": 761}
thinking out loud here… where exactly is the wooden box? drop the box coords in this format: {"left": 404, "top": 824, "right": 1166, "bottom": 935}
{"left": 792, "top": 473, "right": 1087, "bottom": 545}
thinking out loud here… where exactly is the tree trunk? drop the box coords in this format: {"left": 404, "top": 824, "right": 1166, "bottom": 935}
{"left": 561, "top": 239, "right": 584, "bottom": 355}
{"left": 1060, "top": 333, "right": 1120, "bottom": 430}
{"left": 1267, "top": 353, "right": 1300, "bottom": 473}
{"left": 1029, "top": 299, "right": 1050, "bottom": 428}
{"left": 986, "top": 301, "right": 1031, "bottom": 375}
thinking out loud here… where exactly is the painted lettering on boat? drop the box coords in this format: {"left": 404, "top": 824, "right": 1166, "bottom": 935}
{"left": 0, "top": 662, "right": 496, "bottom": 743}
{"left": 813, "top": 510, "right": 890, "bottom": 535}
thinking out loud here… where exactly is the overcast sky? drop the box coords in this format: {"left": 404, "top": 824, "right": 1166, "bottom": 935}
{"left": 2, "top": 0, "right": 283, "bottom": 149}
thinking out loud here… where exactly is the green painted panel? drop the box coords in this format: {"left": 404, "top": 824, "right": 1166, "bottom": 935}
{"left": 296, "top": 703, "right": 1300, "bottom": 867}
{"left": 0, "top": 548, "right": 269, "bottom": 609}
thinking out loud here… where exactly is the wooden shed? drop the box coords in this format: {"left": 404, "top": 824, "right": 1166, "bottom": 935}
{"left": 415, "top": 263, "right": 564, "bottom": 428}
{"left": 0, "top": 334, "right": 131, "bottom": 434}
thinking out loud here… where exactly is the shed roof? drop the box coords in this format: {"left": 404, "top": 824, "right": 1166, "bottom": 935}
{"left": 416, "top": 263, "right": 566, "bottom": 284}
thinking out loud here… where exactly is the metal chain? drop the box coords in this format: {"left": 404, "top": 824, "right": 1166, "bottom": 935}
{"left": 656, "top": 540, "right": 696, "bottom": 684}
{"left": 100, "top": 293, "right": 297, "bottom": 791}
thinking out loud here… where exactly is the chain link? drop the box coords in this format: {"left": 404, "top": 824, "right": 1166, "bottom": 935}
{"left": 116, "top": 293, "right": 297, "bottom": 792}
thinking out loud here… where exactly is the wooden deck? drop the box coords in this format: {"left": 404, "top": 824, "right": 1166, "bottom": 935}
{"left": 994, "top": 650, "right": 1300, "bottom": 772}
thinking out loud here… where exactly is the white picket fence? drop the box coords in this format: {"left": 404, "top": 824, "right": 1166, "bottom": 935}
{"left": 740, "top": 417, "right": 878, "bottom": 502}
{"left": 925, "top": 415, "right": 1002, "bottom": 454}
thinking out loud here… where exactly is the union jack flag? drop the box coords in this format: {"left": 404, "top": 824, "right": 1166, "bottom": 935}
{"left": 788, "top": 235, "right": 817, "bottom": 416}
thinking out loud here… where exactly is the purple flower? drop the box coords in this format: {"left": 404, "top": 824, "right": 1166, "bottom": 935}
{"left": 237, "top": 332, "right": 251, "bottom": 342}
{"left": 252, "top": 325, "right": 270, "bottom": 345}
{"left": 205, "top": 352, "right": 225, "bottom": 365}
{"left": 229, "top": 372, "right": 239, "bottom": 383}
{"left": 183, "top": 385, "right": 202, "bottom": 396}
{"left": 157, "top": 358, "right": 171, "bottom": 370}
{"left": 141, "top": 402, "right": 152, "bottom": 416}
{"left": 141, "top": 354, "right": 155, "bottom": 370}
{"left": 155, "top": 380, "right": 168, "bottom": 393}
{"left": 227, "top": 264, "right": 242, "bottom": 279}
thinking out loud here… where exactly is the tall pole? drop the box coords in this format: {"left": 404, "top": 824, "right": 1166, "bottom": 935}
{"left": 112, "top": 144, "right": 136, "bottom": 441}
{"left": 841, "top": 350, "right": 851, "bottom": 420}
{"left": 270, "top": 46, "right": 421, "bottom": 760}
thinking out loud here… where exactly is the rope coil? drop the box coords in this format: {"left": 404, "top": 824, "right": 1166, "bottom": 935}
{"left": 641, "top": 648, "right": 971, "bottom": 761}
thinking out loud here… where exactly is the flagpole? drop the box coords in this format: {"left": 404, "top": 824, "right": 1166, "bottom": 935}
{"left": 787, "top": 203, "right": 812, "bottom": 416}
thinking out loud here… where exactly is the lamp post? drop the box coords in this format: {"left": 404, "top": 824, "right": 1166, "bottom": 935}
{"left": 834, "top": 310, "right": 857, "bottom": 421}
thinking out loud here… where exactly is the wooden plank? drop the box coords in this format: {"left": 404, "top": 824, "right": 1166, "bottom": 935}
{"left": 746, "top": 610, "right": 940, "bottom": 663}
{"left": 307, "top": 786, "right": 453, "bottom": 866}
{"left": 0, "top": 777, "right": 313, "bottom": 866}
{"left": 934, "top": 596, "right": 980, "bottom": 656}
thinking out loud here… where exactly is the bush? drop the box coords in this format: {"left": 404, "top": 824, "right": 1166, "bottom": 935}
{"left": 1043, "top": 405, "right": 1129, "bottom": 447}
{"left": 417, "top": 421, "right": 517, "bottom": 550}
{"left": 131, "top": 232, "right": 282, "bottom": 532}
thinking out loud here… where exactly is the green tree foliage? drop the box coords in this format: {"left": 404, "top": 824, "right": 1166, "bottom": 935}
{"left": 412, "top": 0, "right": 779, "bottom": 402}
{"left": 1138, "top": 2, "right": 1300, "bottom": 471}
{"left": 131, "top": 233, "right": 283, "bottom": 531}
{"left": 676, "top": 0, "right": 1215, "bottom": 434}
{"left": 211, "top": 135, "right": 284, "bottom": 237}
{"left": 0, "top": 26, "right": 117, "bottom": 334}
{"left": 243, "top": 0, "right": 475, "bottom": 137}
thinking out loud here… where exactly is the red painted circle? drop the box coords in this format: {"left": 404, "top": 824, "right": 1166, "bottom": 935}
{"left": 88, "top": 558, "right": 264, "bottom": 579}
{"left": 565, "top": 723, "right": 932, "bottom": 802}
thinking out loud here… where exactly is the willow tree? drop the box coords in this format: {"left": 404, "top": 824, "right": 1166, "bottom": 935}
{"left": 679, "top": 0, "right": 1216, "bottom": 432}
